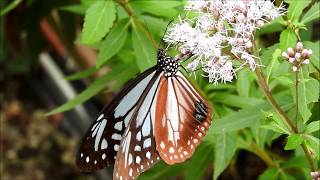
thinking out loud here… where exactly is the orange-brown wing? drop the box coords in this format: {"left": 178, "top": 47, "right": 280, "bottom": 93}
{"left": 155, "top": 71, "right": 212, "bottom": 164}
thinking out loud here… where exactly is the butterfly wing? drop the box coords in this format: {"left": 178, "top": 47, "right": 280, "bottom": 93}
{"left": 155, "top": 71, "right": 212, "bottom": 164}
{"left": 113, "top": 71, "right": 163, "bottom": 180}
{"left": 76, "top": 67, "right": 159, "bottom": 172}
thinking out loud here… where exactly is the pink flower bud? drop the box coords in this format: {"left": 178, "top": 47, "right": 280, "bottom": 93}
{"left": 292, "top": 66, "right": 298, "bottom": 72}
{"left": 289, "top": 57, "right": 295, "bottom": 63}
{"left": 295, "top": 42, "right": 303, "bottom": 52}
{"left": 287, "top": 48, "right": 294, "bottom": 57}
{"left": 282, "top": 52, "right": 289, "bottom": 59}
{"left": 301, "top": 49, "right": 309, "bottom": 59}
{"left": 237, "top": 14, "right": 246, "bottom": 23}
{"left": 295, "top": 53, "right": 301, "bottom": 61}
{"left": 303, "top": 59, "right": 310, "bottom": 64}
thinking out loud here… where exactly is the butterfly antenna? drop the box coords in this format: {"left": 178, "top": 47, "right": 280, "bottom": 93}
{"left": 160, "top": 20, "right": 174, "bottom": 49}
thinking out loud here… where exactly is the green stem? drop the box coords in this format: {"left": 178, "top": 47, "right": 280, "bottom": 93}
{"left": 295, "top": 71, "right": 299, "bottom": 125}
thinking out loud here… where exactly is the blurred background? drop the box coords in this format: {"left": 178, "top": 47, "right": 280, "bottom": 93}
{"left": 0, "top": 0, "right": 319, "bottom": 180}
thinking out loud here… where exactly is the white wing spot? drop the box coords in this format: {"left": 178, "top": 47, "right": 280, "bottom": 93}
{"left": 201, "top": 127, "right": 205, "bottom": 131}
{"left": 143, "top": 138, "right": 151, "bottom": 148}
{"left": 160, "top": 141, "right": 165, "bottom": 149}
{"left": 129, "top": 168, "right": 133, "bottom": 176}
{"left": 102, "top": 153, "right": 106, "bottom": 160}
{"left": 114, "top": 144, "right": 119, "bottom": 151}
{"left": 140, "top": 165, "right": 144, "bottom": 169}
{"left": 169, "top": 147, "right": 174, "bottom": 153}
{"left": 134, "top": 145, "right": 141, "bottom": 151}
{"left": 146, "top": 151, "right": 151, "bottom": 159}
{"left": 101, "top": 138, "right": 108, "bottom": 149}
{"left": 193, "top": 139, "right": 198, "bottom": 143}
{"left": 111, "top": 133, "right": 122, "bottom": 140}
{"left": 128, "top": 153, "right": 133, "bottom": 165}
{"left": 136, "top": 132, "right": 141, "bottom": 141}
{"left": 114, "top": 121, "right": 122, "bottom": 131}
{"left": 94, "top": 160, "right": 97, "bottom": 164}
{"left": 97, "top": 114, "right": 104, "bottom": 121}
{"left": 80, "top": 153, "right": 83, "bottom": 157}
{"left": 183, "top": 151, "right": 188, "bottom": 155}
{"left": 86, "top": 156, "right": 90, "bottom": 163}
{"left": 136, "top": 156, "right": 141, "bottom": 164}
{"left": 198, "top": 132, "right": 202, "bottom": 137}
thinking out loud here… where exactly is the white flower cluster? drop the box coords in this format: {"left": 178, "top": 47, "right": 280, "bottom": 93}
{"left": 164, "top": 0, "right": 285, "bottom": 84}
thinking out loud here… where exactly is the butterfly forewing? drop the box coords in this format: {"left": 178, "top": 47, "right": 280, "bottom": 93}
{"left": 155, "top": 72, "right": 212, "bottom": 164}
{"left": 113, "top": 72, "right": 163, "bottom": 180}
{"left": 76, "top": 67, "right": 158, "bottom": 172}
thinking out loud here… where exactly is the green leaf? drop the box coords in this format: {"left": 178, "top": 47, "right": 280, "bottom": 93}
{"left": 96, "top": 19, "right": 129, "bottom": 68}
{"left": 236, "top": 69, "right": 251, "bottom": 97}
{"left": 59, "top": 4, "right": 88, "bottom": 15}
{"left": 298, "top": 70, "right": 319, "bottom": 123}
{"left": 285, "top": 134, "right": 304, "bottom": 150}
{"left": 185, "top": 143, "right": 213, "bottom": 180}
{"left": 130, "top": 0, "right": 182, "bottom": 18}
{"left": 0, "top": 0, "right": 22, "bottom": 16}
{"left": 286, "top": 0, "right": 311, "bottom": 21}
{"left": 210, "top": 93, "right": 264, "bottom": 109}
{"left": 81, "top": 0, "right": 116, "bottom": 44}
{"left": 303, "top": 41, "right": 319, "bottom": 70}
{"left": 132, "top": 21, "right": 157, "bottom": 71}
{"left": 282, "top": 156, "right": 309, "bottom": 169}
{"left": 301, "top": 2, "right": 320, "bottom": 24}
{"left": 279, "top": 29, "right": 297, "bottom": 51}
{"left": 213, "top": 131, "right": 237, "bottom": 180}
{"left": 261, "top": 112, "right": 292, "bottom": 135}
{"left": 138, "top": 161, "right": 185, "bottom": 180}
{"left": 266, "top": 49, "right": 281, "bottom": 83}
{"left": 65, "top": 66, "right": 98, "bottom": 81}
{"left": 206, "top": 93, "right": 294, "bottom": 135}
{"left": 304, "top": 134, "right": 320, "bottom": 159}
{"left": 259, "top": 168, "right": 279, "bottom": 180}
{"left": 304, "top": 121, "right": 320, "bottom": 134}
{"left": 46, "top": 63, "right": 136, "bottom": 115}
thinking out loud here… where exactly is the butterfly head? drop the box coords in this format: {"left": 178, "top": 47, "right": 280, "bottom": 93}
{"left": 157, "top": 49, "right": 179, "bottom": 77}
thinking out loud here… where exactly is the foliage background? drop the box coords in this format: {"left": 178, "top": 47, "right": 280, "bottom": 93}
{"left": 1, "top": 0, "right": 319, "bottom": 180}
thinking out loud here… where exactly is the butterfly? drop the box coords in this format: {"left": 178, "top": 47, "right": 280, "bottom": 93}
{"left": 76, "top": 49, "right": 212, "bottom": 180}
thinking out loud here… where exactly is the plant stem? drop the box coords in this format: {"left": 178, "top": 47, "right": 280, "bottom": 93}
{"left": 255, "top": 67, "right": 316, "bottom": 172}
{"left": 295, "top": 71, "right": 299, "bottom": 125}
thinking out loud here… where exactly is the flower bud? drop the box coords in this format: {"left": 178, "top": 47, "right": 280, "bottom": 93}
{"left": 287, "top": 48, "right": 294, "bottom": 57}
{"left": 295, "top": 42, "right": 303, "bottom": 52}
{"left": 292, "top": 66, "right": 298, "bottom": 72}
{"left": 236, "top": 14, "right": 246, "bottom": 23}
{"left": 301, "top": 49, "right": 309, "bottom": 58}
{"left": 303, "top": 59, "right": 310, "bottom": 64}
{"left": 308, "top": 49, "right": 313, "bottom": 56}
{"left": 289, "top": 57, "right": 295, "bottom": 63}
{"left": 256, "top": 20, "right": 264, "bottom": 27}
{"left": 295, "top": 53, "right": 301, "bottom": 61}
{"left": 282, "top": 52, "right": 289, "bottom": 59}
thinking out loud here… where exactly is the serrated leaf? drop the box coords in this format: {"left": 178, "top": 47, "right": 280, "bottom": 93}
{"left": 130, "top": 0, "right": 182, "bottom": 18}
{"left": 259, "top": 168, "right": 279, "bottom": 180}
{"left": 65, "top": 66, "right": 98, "bottom": 81}
{"left": 286, "top": 0, "right": 311, "bottom": 21}
{"left": 59, "top": 4, "right": 88, "bottom": 15}
{"left": 279, "top": 29, "right": 297, "bottom": 51}
{"left": 138, "top": 161, "right": 185, "bottom": 180}
{"left": 185, "top": 143, "right": 213, "bottom": 180}
{"left": 96, "top": 19, "right": 129, "bottom": 68}
{"left": 261, "top": 112, "right": 291, "bottom": 135}
{"left": 46, "top": 63, "right": 136, "bottom": 115}
{"left": 132, "top": 20, "right": 156, "bottom": 71}
{"left": 304, "top": 121, "right": 320, "bottom": 134}
{"left": 213, "top": 131, "right": 237, "bottom": 180}
{"left": 206, "top": 93, "right": 293, "bottom": 135}
{"left": 298, "top": 69, "right": 319, "bottom": 123}
{"left": 236, "top": 69, "right": 251, "bottom": 97}
{"left": 301, "top": 2, "right": 320, "bottom": 24}
{"left": 81, "top": 0, "right": 116, "bottom": 44}
{"left": 285, "top": 134, "right": 304, "bottom": 150}
{"left": 304, "top": 135, "right": 320, "bottom": 159}
{"left": 266, "top": 49, "right": 281, "bottom": 83}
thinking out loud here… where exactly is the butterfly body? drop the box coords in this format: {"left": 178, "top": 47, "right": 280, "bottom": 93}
{"left": 77, "top": 49, "right": 212, "bottom": 180}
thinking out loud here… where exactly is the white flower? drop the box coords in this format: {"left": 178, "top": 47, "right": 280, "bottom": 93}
{"left": 165, "top": 0, "right": 285, "bottom": 83}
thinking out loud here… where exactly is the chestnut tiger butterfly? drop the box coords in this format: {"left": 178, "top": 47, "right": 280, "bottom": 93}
{"left": 76, "top": 49, "right": 212, "bottom": 180}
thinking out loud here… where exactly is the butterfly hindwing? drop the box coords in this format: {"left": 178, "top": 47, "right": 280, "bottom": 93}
{"left": 113, "top": 71, "right": 163, "bottom": 180}
{"left": 76, "top": 67, "right": 158, "bottom": 172}
{"left": 155, "top": 71, "right": 212, "bottom": 164}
